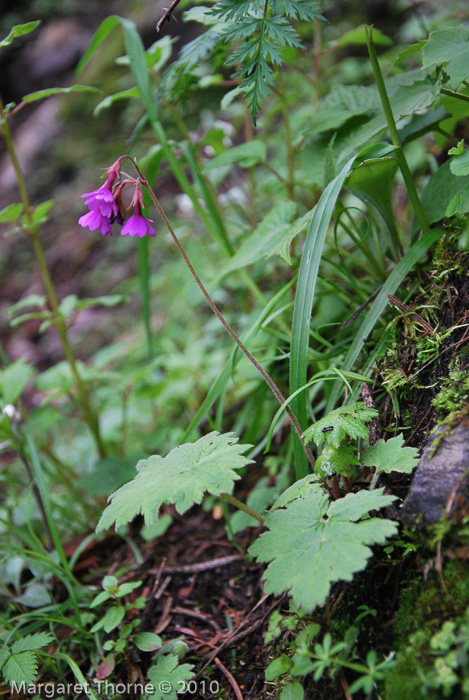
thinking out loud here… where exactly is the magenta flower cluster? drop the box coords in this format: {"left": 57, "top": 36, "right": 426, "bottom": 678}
{"left": 78, "top": 159, "right": 155, "bottom": 238}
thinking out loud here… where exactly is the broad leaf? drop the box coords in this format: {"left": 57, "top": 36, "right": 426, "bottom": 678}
{"left": 204, "top": 140, "right": 267, "bottom": 170}
{"left": 271, "top": 474, "right": 322, "bottom": 511}
{"left": 422, "top": 26, "right": 469, "bottom": 89}
{"left": 0, "top": 358, "right": 34, "bottom": 405}
{"left": 362, "top": 434, "right": 419, "bottom": 474}
{"left": 250, "top": 488, "right": 397, "bottom": 612}
{"left": 97, "top": 432, "right": 252, "bottom": 531}
{"left": 146, "top": 654, "right": 194, "bottom": 700}
{"left": 347, "top": 157, "right": 398, "bottom": 236}
{"left": 419, "top": 159, "right": 469, "bottom": 227}
{"left": 450, "top": 148, "right": 469, "bottom": 177}
{"left": 217, "top": 201, "right": 296, "bottom": 279}
{"left": 336, "top": 26, "right": 392, "bottom": 48}
{"left": 303, "top": 403, "right": 377, "bottom": 449}
{"left": 134, "top": 633, "right": 162, "bottom": 652}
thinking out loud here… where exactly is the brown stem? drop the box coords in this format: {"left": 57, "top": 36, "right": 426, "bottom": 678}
{"left": 125, "top": 158, "right": 315, "bottom": 469}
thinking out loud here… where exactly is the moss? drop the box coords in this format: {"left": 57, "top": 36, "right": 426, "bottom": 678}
{"left": 385, "top": 554, "right": 469, "bottom": 700}
{"left": 432, "top": 366, "right": 469, "bottom": 417}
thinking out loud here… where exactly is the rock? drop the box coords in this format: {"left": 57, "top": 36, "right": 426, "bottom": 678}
{"left": 400, "top": 414, "right": 469, "bottom": 526}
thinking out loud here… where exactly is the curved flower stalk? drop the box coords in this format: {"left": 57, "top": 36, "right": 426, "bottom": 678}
{"left": 80, "top": 156, "right": 315, "bottom": 470}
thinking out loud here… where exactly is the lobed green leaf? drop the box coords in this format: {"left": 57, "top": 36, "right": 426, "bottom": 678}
{"left": 250, "top": 488, "right": 397, "bottom": 612}
{"left": 97, "top": 432, "right": 253, "bottom": 531}
{"left": 362, "top": 434, "right": 419, "bottom": 474}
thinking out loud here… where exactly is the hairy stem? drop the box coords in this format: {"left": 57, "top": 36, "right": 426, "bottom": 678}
{"left": 0, "top": 99, "right": 106, "bottom": 459}
{"left": 127, "top": 158, "right": 315, "bottom": 469}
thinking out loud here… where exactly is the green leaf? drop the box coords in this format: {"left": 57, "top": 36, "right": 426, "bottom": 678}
{"left": 204, "top": 140, "right": 267, "bottom": 170}
{"left": 271, "top": 474, "right": 322, "bottom": 511}
{"left": 134, "top": 633, "right": 162, "bottom": 652}
{"left": 347, "top": 156, "right": 398, "bottom": 235}
{"left": 279, "top": 681, "right": 305, "bottom": 700}
{"left": 97, "top": 432, "right": 252, "bottom": 531}
{"left": 94, "top": 87, "right": 140, "bottom": 116}
{"left": 8, "top": 294, "right": 46, "bottom": 315}
{"left": 265, "top": 654, "right": 292, "bottom": 681}
{"left": 0, "top": 358, "right": 34, "bottom": 405}
{"left": 448, "top": 139, "right": 465, "bottom": 156}
{"left": 419, "top": 160, "right": 469, "bottom": 226}
{"left": 362, "top": 434, "right": 419, "bottom": 474}
{"left": 35, "top": 361, "right": 75, "bottom": 394}
{"left": 307, "top": 84, "right": 378, "bottom": 136}
{"left": 31, "top": 200, "right": 54, "bottom": 226}
{"left": 10, "top": 633, "right": 54, "bottom": 654}
{"left": 75, "top": 16, "right": 121, "bottom": 75}
{"left": 0, "top": 21, "right": 40, "bottom": 48}
{"left": 14, "top": 583, "right": 52, "bottom": 608}
{"left": 2, "top": 651, "right": 37, "bottom": 686}
{"left": 315, "top": 445, "right": 359, "bottom": 478}
{"left": 102, "top": 606, "right": 125, "bottom": 633}
{"left": 22, "top": 85, "right": 101, "bottom": 104}
{"left": 336, "top": 26, "right": 392, "bottom": 48}
{"left": 250, "top": 488, "right": 397, "bottom": 612}
{"left": 290, "top": 156, "right": 357, "bottom": 478}
{"left": 422, "top": 26, "right": 469, "bottom": 89}
{"left": 90, "top": 590, "right": 111, "bottom": 608}
{"left": 303, "top": 403, "right": 377, "bottom": 449}
{"left": 450, "top": 148, "right": 469, "bottom": 177}
{"left": 0, "top": 203, "right": 23, "bottom": 223}
{"left": 146, "top": 654, "right": 195, "bottom": 700}
{"left": 217, "top": 201, "right": 296, "bottom": 280}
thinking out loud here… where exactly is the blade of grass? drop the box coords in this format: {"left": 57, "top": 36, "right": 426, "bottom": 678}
{"left": 325, "top": 227, "right": 443, "bottom": 412}
{"left": 289, "top": 156, "right": 356, "bottom": 479}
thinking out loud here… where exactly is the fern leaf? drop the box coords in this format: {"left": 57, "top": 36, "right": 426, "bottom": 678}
{"left": 2, "top": 652, "right": 38, "bottom": 687}
{"left": 97, "top": 432, "right": 253, "bottom": 531}
{"left": 10, "top": 633, "right": 54, "bottom": 655}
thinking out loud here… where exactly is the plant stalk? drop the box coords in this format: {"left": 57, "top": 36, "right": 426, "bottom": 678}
{"left": 221, "top": 493, "right": 264, "bottom": 523}
{"left": 0, "top": 98, "right": 106, "bottom": 459}
{"left": 366, "top": 27, "right": 430, "bottom": 242}
{"left": 128, "top": 159, "right": 315, "bottom": 470}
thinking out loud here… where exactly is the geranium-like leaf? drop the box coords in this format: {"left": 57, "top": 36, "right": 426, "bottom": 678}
{"left": 147, "top": 654, "right": 194, "bottom": 700}
{"left": 250, "top": 488, "right": 397, "bottom": 612}
{"left": 97, "top": 432, "right": 252, "bottom": 531}
{"left": 303, "top": 403, "right": 377, "bottom": 449}
{"left": 362, "top": 434, "right": 419, "bottom": 474}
